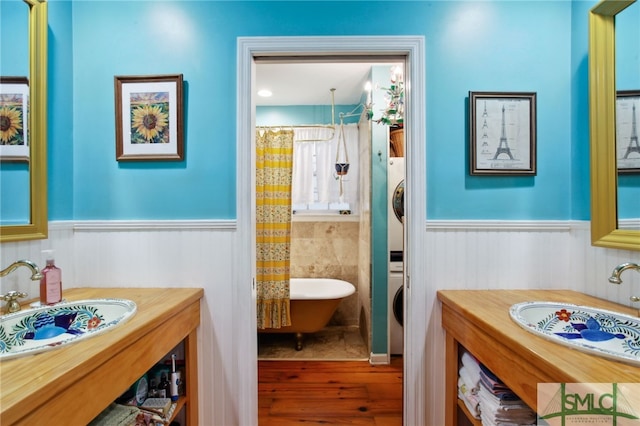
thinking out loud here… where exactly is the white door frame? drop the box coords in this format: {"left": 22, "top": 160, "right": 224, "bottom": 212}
{"left": 236, "top": 36, "right": 427, "bottom": 426}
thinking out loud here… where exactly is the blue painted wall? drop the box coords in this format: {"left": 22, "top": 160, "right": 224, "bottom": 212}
{"left": 48, "top": 0, "right": 75, "bottom": 221}
{"left": 571, "top": 0, "right": 592, "bottom": 222}
{"left": 256, "top": 105, "right": 360, "bottom": 126}
{"left": 1, "top": 0, "right": 30, "bottom": 223}
{"left": 0, "top": 163, "right": 29, "bottom": 224}
{"left": 616, "top": 1, "right": 640, "bottom": 89}
{"left": 0, "top": 0, "right": 28, "bottom": 75}
{"left": 36, "top": 1, "right": 626, "bottom": 222}
{"left": 370, "top": 65, "right": 392, "bottom": 355}
{"left": 426, "top": 1, "right": 573, "bottom": 220}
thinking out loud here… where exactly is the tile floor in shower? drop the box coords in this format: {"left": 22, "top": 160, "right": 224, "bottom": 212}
{"left": 258, "top": 325, "right": 369, "bottom": 361}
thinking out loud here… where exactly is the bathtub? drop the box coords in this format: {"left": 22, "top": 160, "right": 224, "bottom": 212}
{"left": 258, "top": 278, "right": 355, "bottom": 350}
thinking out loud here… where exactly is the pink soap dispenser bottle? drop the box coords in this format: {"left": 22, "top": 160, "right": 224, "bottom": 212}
{"left": 40, "top": 250, "right": 62, "bottom": 305}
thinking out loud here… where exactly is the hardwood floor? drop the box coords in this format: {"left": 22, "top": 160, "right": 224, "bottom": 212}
{"left": 258, "top": 357, "right": 403, "bottom": 425}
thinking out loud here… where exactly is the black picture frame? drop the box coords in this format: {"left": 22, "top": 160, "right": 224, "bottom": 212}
{"left": 616, "top": 90, "right": 640, "bottom": 174}
{"left": 469, "top": 91, "right": 537, "bottom": 175}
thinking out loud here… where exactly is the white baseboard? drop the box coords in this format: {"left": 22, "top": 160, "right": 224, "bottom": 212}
{"left": 369, "top": 352, "right": 390, "bottom": 365}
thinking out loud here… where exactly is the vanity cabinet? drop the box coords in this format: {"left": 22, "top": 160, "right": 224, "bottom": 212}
{"left": 0, "top": 287, "right": 203, "bottom": 425}
{"left": 438, "top": 289, "right": 640, "bottom": 426}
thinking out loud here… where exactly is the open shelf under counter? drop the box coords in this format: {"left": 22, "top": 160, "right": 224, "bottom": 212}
{"left": 0, "top": 287, "right": 203, "bottom": 426}
{"left": 438, "top": 289, "right": 640, "bottom": 426}
{"left": 456, "top": 398, "right": 482, "bottom": 426}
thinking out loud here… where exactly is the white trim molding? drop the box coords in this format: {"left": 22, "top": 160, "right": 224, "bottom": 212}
{"left": 71, "top": 220, "right": 236, "bottom": 231}
{"left": 369, "top": 352, "right": 390, "bottom": 365}
{"left": 426, "top": 220, "right": 572, "bottom": 231}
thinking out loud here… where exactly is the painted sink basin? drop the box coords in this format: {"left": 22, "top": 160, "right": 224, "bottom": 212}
{"left": 0, "top": 298, "right": 136, "bottom": 360}
{"left": 509, "top": 301, "right": 640, "bottom": 366}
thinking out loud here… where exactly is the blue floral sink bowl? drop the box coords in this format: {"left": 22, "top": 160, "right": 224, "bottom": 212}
{"left": 510, "top": 302, "right": 640, "bottom": 366}
{"left": 0, "top": 298, "right": 136, "bottom": 360}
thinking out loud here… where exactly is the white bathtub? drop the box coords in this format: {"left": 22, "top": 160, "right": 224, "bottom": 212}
{"left": 289, "top": 278, "right": 356, "bottom": 300}
{"left": 258, "top": 278, "right": 355, "bottom": 350}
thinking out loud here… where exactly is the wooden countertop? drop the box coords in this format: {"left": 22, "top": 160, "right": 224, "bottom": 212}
{"left": 438, "top": 289, "right": 640, "bottom": 410}
{"left": 0, "top": 287, "right": 203, "bottom": 425}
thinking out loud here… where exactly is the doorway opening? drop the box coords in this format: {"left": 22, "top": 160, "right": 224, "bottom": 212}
{"left": 255, "top": 59, "right": 403, "bottom": 362}
{"left": 237, "top": 36, "right": 426, "bottom": 425}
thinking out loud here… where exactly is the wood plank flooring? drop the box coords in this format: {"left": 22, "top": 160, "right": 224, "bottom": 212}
{"left": 258, "top": 357, "right": 403, "bottom": 425}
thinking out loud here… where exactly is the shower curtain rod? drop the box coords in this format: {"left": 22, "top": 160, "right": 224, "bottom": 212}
{"left": 256, "top": 124, "right": 337, "bottom": 142}
{"left": 257, "top": 88, "right": 339, "bottom": 142}
{"left": 256, "top": 114, "right": 363, "bottom": 143}
{"left": 256, "top": 89, "right": 370, "bottom": 141}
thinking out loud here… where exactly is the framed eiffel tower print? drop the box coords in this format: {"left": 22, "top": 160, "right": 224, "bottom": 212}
{"left": 469, "top": 91, "right": 537, "bottom": 176}
{"left": 616, "top": 90, "right": 640, "bottom": 174}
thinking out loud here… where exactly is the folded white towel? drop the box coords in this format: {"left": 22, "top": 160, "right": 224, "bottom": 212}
{"left": 458, "top": 377, "right": 481, "bottom": 419}
{"left": 459, "top": 366, "right": 480, "bottom": 394}
{"left": 461, "top": 351, "right": 482, "bottom": 380}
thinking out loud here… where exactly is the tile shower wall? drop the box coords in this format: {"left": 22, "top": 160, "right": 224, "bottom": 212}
{"left": 290, "top": 220, "right": 360, "bottom": 326}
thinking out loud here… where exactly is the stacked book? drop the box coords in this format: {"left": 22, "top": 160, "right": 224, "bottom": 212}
{"left": 140, "top": 398, "right": 171, "bottom": 416}
{"left": 139, "top": 398, "right": 176, "bottom": 424}
{"left": 478, "top": 365, "right": 536, "bottom": 426}
{"left": 88, "top": 403, "right": 155, "bottom": 426}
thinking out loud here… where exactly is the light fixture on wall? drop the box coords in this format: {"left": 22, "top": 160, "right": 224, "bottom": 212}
{"left": 365, "top": 81, "right": 374, "bottom": 120}
{"left": 337, "top": 82, "right": 374, "bottom": 123}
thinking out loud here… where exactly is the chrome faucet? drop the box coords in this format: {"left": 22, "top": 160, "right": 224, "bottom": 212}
{"left": 608, "top": 262, "right": 640, "bottom": 284}
{"left": 0, "top": 260, "right": 43, "bottom": 281}
{"left": 608, "top": 262, "right": 640, "bottom": 303}
{"left": 0, "top": 260, "right": 43, "bottom": 314}
{"left": 0, "top": 291, "right": 29, "bottom": 314}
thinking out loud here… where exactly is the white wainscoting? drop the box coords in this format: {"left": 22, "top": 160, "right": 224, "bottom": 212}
{"left": 0, "top": 220, "right": 240, "bottom": 426}
{"left": 420, "top": 220, "right": 639, "bottom": 426}
{"left": 1, "top": 220, "right": 638, "bottom": 425}
{"left": 0, "top": 222, "right": 75, "bottom": 298}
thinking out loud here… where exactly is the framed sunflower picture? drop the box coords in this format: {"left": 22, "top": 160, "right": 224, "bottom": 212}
{"left": 0, "top": 77, "right": 29, "bottom": 162}
{"left": 115, "top": 74, "right": 184, "bottom": 161}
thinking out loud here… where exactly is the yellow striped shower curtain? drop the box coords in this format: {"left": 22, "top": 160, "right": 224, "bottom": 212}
{"left": 256, "top": 129, "right": 293, "bottom": 329}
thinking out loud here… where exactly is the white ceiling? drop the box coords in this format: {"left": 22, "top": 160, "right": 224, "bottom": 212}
{"left": 255, "top": 62, "right": 397, "bottom": 106}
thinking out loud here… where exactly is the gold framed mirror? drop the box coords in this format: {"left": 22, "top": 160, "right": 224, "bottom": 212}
{"left": 0, "top": 0, "right": 48, "bottom": 242}
{"left": 589, "top": 0, "right": 640, "bottom": 251}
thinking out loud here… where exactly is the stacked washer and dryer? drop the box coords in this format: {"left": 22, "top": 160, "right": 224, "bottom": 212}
{"left": 387, "top": 156, "right": 404, "bottom": 355}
